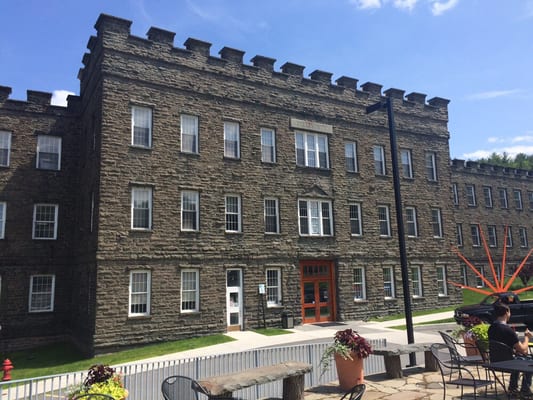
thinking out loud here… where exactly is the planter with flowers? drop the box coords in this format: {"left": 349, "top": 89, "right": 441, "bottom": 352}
{"left": 453, "top": 315, "right": 486, "bottom": 356}
{"left": 320, "top": 328, "right": 373, "bottom": 390}
{"left": 68, "top": 364, "right": 128, "bottom": 400}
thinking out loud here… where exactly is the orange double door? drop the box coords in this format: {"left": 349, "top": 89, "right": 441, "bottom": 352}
{"left": 300, "top": 260, "right": 336, "bottom": 323}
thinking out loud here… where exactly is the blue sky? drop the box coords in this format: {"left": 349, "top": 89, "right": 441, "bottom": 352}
{"left": 0, "top": 0, "right": 532, "bottom": 160}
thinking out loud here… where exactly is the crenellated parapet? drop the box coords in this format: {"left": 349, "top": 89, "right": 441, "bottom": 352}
{"left": 0, "top": 85, "right": 80, "bottom": 113}
{"left": 79, "top": 13, "right": 449, "bottom": 116}
{"left": 451, "top": 158, "right": 533, "bottom": 179}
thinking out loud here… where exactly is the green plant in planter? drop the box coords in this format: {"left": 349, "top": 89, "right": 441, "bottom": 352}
{"left": 319, "top": 328, "right": 372, "bottom": 375}
{"left": 466, "top": 323, "right": 490, "bottom": 352}
{"left": 68, "top": 364, "right": 128, "bottom": 399}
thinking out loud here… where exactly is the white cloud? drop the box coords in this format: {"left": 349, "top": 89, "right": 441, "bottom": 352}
{"left": 511, "top": 135, "right": 533, "bottom": 144}
{"left": 430, "top": 0, "right": 459, "bottom": 16}
{"left": 51, "top": 90, "right": 75, "bottom": 107}
{"left": 349, "top": 0, "right": 382, "bottom": 9}
{"left": 462, "top": 145, "right": 533, "bottom": 160}
{"left": 394, "top": 0, "right": 419, "bottom": 11}
{"left": 465, "top": 89, "right": 521, "bottom": 101}
{"left": 487, "top": 137, "right": 504, "bottom": 144}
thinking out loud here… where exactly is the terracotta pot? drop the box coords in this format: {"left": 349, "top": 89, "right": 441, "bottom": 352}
{"left": 463, "top": 335, "right": 480, "bottom": 356}
{"left": 334, "top": 352, "right": 364, "bottom": 391}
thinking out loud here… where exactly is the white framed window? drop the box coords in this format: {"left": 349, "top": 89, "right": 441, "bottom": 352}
{"left": 29, "top": 275, "right": 55, "bottom": 312}
{"left": 405, "top": 206, "right": 418, "bottom": 237}
{"left": 181, "top": 114, "right": 199, "bottom": 154}
{"left": 378, "top": 205, "right": 391, "bottom": 237}
{"left": 345, "top": 142, "right": 357, "bottom": 172}
{"left": 513, "top": 189, "right": 523, "bottom": 210}
{"left": 264, "top": 198, "right": 279, "bottom": 234}
{"left": 528, "top": 191, "right": 533, "bottom": 210}
{"left": 383, "top": 266, "right": 395, "bottom": 299}
{"left": 181, "top": 190, "right": 199, "bottom": 231}
{"left": 452, "top": 183, "right": 459, "bottom": 206}
{"left": 436, "top": 266, "right": 448, "bottom": 296}
{"left": 131, "top": 187, "right": 152, "bottom": 230}
{"left": 506, "top": 227, "right": 513, "bottom": 248}
{"left": 33, "top": 204, "right": 58, "bottom": 240}
{"left": 519, "top": 227, "right": 528, "bottom": 248}
{"left": 400, "top": 149, "right": 413, "bottom": 178}
{"left": 487, "top": 225, "right": 497, "bottom": 247}
{"left": 470, "top": 225, "right": 481, "bottom": 247}
{"left": 261, "top": 128, "right": 276, "bottom": 163}
{"left": 295, "top": 131, "right": 329, "bottom": 169}
{"left": 425, "top": 152, "right": 437, "bottom": 181}
{"left": 410, "top": 266, "right": 423, "bottom": 298}
{"left": 373, "top": 145, "right": 386, "bottom": 175}
{"left": 0, "top": 202, "right": 5, "bottom": 239}
{"left": 476, "top": 265, "right": 485, "bottom": 287}
{"left": 430, "top": 208, "right": 443, "bottom": 238}
{"left": 353, "top": 267, "right": 366, "bottom": 301}
{"left": 483, "top": 186, "right": 493, "bottom": 208}
{"left": 129, "top": 270, "right": 151, "bottom": 316}
{"left": 225, "top": 195, "right": 242, "bottom": 233}
{"left": 36, "top": 135, "right": 61, "bottom": 170}
{"left": 298, "top": 199, "right": 333, "bottom": 236}
{"left": 349, "top": 202, "right": 362, "bottom": 236}
{"left": 131, "top": 105, "right": 152, "bottom": 148}
{"left": 181, "top": 269, "right": 199, "bottom": 312}
{"left": 266, "top": 268, "right": 281, "bottom": 306}
{"left": 465, "top": 184, "right": 476, "bottom": 206}
{"left": 499, "top": 188, "right": 508, "bottom": 209}
{"left": 224, "top": 121, "right": 240, "bottom": 159}
{"left": 456, "top": 223, "right": 463, "bottom": 246}
{"left": 0, "top": 131, "right": 11, "bottom": 167}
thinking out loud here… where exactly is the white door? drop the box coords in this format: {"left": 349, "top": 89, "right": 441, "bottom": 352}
{"left": 226, "top": 269, "right": 243, "bottom": 330}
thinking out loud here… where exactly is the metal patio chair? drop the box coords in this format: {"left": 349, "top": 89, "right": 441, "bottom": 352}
{"left": 340, "top": 383, "right": 366, "bottom": 400}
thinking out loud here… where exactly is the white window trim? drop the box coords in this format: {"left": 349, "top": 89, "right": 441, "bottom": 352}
{"left": 383, "top": 266, "right": 395, "bottom": 299}
{"left": 295, "top": 131, "right": 330, "bottom": 169}
{"left": 36, "top": 135, "right": 62, "bottom": 171}
{"left": 266, "top": 268, "right": 282, "bottom": 307}
{"left": 32, "top": 203, "right": 58, "bottom": 240}
{"left": 436, "top": 265, "right": 448, "bottom": 297}
{"left": 471, "top": 225, "right": 481, "bottom": 247}
{"left": 131, "top": 105, "right": 153, "bottom": 148}
{"left": 499, "top": 188, "right": 508, "bottom": 208}
{"left": 466, "top": 185, "right": 476, "bottom": 206}
{"left": 405, "top": 206, "right": 418, "bottom": 237}
{"left": 411, "top": 266, "right": 423, "bottom": 298}
{"left": 514, "top": 189, "right": 523, "bottom": 210}
{"left": 180, "top": 114, "right": 199, "bottom": 154}
{"left": 353, "top": 267, "right": 366, "bottom": 301}
{"left": 181, "top": 190, "right": 200, "bottom": 232}
{"left": 0, "top": 201, "right": 5, "bottom": 239}
{"left": 264, "top": 197, "right": 280, "bottom": 234}
{"left": 431, "top": 208, "right": 443, "bottom": 238}
{"left": 452, "top": 183, "right": 459, "bottom": 206}
{"left": 487, "top": 225, "right": 497, "bottom": 247}
{"left": 225, "top": 194, "right": 242, "bottom": 233}
{"left": 456, "top": 223, "right": 463, "bottom": 247}
{"left": 181, "top": 269, "right": 199, "bottom": 313}
{"left": 128, "top": 270, "right": 151, "bottom": 317}
{"left": 131, "top": 187, "right": 153, "bottom": 230}
{"left": 349, "top": 202, "right": 362, "bottom": 236}
{"left": 400, "top": 149, "right": 413, "bottom": 178}
{"left": 519, "top": 227, "right": 528, "bottom": 248}
{"left": 224, "top": 121, "right": 240, "bottom": 159}
{"left": 28, "top": 274, "right": 55, "bottom": 313}
{"left": 0, "top": 130, "right": 11, "bottom": 167}
{"left": 506, "top": 227, "right": 513, "bottom": 248}
{"left": 425, "top": 152, "right": 437, "bottom": 181}
{"left": 373, "top": 145, "right": 386, "bottom": 175}
{"left": 483, "top": 186, "right": 493, "bottom": 208}
{"left": 298, "top": 198, "right": 333, "bottom": 237}
{"left": 378, "top": 205, "right": 391, "bottom": 237}
{"left": 261, "top": 128, "right": 276, "bottom": 163}
{"left": 345, "top": 142, "right": 358, "bottom": 172}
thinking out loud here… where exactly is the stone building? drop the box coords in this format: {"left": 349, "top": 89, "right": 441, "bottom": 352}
{"left": 0, "top": 13, "right": 528, "bottom": 355}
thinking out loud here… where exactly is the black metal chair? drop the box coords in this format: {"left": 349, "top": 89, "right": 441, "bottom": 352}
{"left": 72, "top": 395, "right": 116, "bottom": 400}
{"left": 340, "top": 383, "right": 366, "bottom": 400}
{"left": 162, "top": 375, "right": 241, "bottom": 400}
{"left": 431, "top": 343, "right": 493, "bottom": 400}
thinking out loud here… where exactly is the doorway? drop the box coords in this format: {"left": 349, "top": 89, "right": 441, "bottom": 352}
{"left": 226, "top": 269, "right": 243, "bottom": 331}
{"left": 300, "top": 260, "right": 336, "bottom": 323}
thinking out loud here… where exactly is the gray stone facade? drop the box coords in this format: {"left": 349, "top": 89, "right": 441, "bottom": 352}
{"left": 0, "top": 14, "right": 530, "bottom": 355}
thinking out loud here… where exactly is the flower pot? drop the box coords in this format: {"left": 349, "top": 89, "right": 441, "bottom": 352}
{"left": 334, "top": 352, "right": 364, "bottom": 391}
{"left": 462, "top": 334, "right": 480, "bottom": 356}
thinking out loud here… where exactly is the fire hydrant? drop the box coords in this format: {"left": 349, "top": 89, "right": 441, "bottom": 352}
{"left": 2, "top": 359, "right": 13, "bottom": 381}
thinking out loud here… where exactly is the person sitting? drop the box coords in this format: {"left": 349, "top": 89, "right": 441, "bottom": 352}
{"left": 489, "top": 303, "right": 533, "bottom": 398}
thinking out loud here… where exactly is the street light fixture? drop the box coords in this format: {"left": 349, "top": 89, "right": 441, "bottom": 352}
{"left": 366, "top": 98, "right": 416, "bottom": 366}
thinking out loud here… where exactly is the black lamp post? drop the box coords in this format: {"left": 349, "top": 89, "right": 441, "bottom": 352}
{"left": 366, "top": 98, "right": 416, "bottom": 366}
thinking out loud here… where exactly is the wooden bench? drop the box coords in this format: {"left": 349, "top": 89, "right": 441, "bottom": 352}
{"left": 196, "top": 361, "right": 312, "bottom": 399}
{"left": 373, "top": 343, "right": 436, "bottom": 378}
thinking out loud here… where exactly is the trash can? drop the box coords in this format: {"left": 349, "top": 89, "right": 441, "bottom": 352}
{"left": 281, "top": 310, "right": 294, "bottom": 329}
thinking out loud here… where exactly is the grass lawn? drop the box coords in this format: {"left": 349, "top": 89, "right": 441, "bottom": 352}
{"left": 252, "top": 328, "right": 293, "bottom": 336}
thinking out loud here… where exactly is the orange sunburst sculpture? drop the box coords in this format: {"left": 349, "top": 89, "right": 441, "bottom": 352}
{"left": 448, "top": 224, "right": 533, "bottom": 295}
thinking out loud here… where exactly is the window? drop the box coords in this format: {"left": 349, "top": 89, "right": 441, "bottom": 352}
{"left": 29, "top": 275, "right": 55, "bottom": 312}
{"left": 298, "top": 199, "right": 333, "bottom": 236}
{"left": 410, "top": 266, "right": 422, "bottom": 297}
{"left": 264, "top": 198, "right": 279, "bottom": 234}
{"left": 483, "top": 186, "right": 493, "bottom": 208}
{"left": 295, "top": 131, "right": 329, "bottom": 169}
{"left": 349, "top": 202, "right": 362, "bottom": 236}
{"left": 261, "top": 128, "right": 276, "bottom": 163}
{"left": 383, "top": 266, "right": 395, "bottom": 299}
{"left": 528, "top": 191, "right": 533, "bottom": 210}
{"left": 425, "top": 152, "right": 437, "bottom": 181}
{"left": 506, "top": 227, "right": 513, "bottom": 248}
{"left": 452, "top": 183, "right": 459, "bottom": 206}
{"left": 224, "top": 121, "right": 240, "bottom": 159}
{"left": 36, "top": 135, "right": 61, "bottom": 170}
{"left": 131, "top": 106, "right": 152, "bottom": 148}
{"left": 181, "top": 190, "right": 199, "bottom": 231}
{"left": 353, "top": 267, "right": 366, "bottom": 300}
{"left": 487, "top": 225, "right": 497, "bottom": 247}
{"left": 266, "top": 268, "right": 281, "bottom": 306}
{"left": 476, "top": 265, "right": 485, "bottom": 287}
{"left": 225, "top": 195, "right": 242, "bottom": 232}
{"left": 129, "top": 271, "right": 151, "bottom": 316}
{"left": 0, "top": 202, "right": 5, "bottom": 239}
{"left": 436, "top": 266, "right": 447, "bottom": 296}
{"left": 345, "top": 142, "right": 357, "bottom": 172}
{"left": 499, "top": 188, "right": 508, "bottom": 208}
{"left": 32, "top": 204, "right": 58, "bottom": 240}
{"left": 519, "top": 227, "right": 528, "bottom": 248}
{"left": 405, "top": 207, "right": 418, "bottom": 237}
{"left": 430, "top": 208, "right": 443, "bottom": 238}
{"left": 181, "top": 114, "right": 199, "bottom": 153}
{"left": 131, "top": 187, "right": 152, "bottom": 230}
{"left": 456, "top": 223, "right": 463, "bottom": 246}
{"left": 513, "top": 189, "right": 523, "bottom": 210}
{"left": 378, "top": 205, "right": 391, "bottom": 237}
{"left": 465, "top": 184, "right": 476, "bottom": 206}
{"left": 373, "top": 145, "right": 386, "bottom": 175}
{"left": 0, "top": 131, "right": 11, "bottom": 167}
{"left": 470, "top": 225, "right": 481, "bottom": 247}
{"left": 400, "top": 149, "right": 413, "bottom": 178}
{"left": 181, "top": 269, "right": 199, "bottom": 312}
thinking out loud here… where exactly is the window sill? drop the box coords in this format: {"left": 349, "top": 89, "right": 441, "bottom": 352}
{"left": 127, "top": 315, "right": 151, "bottom": 320}
{"left": 353, "top": 299, "right": 367, "bottom": 303}
{"left": 129, "top": 145, "right": 152, "bottom": 151}
{"left": 384, "top": 297, "right": 396, "bottom": 301}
